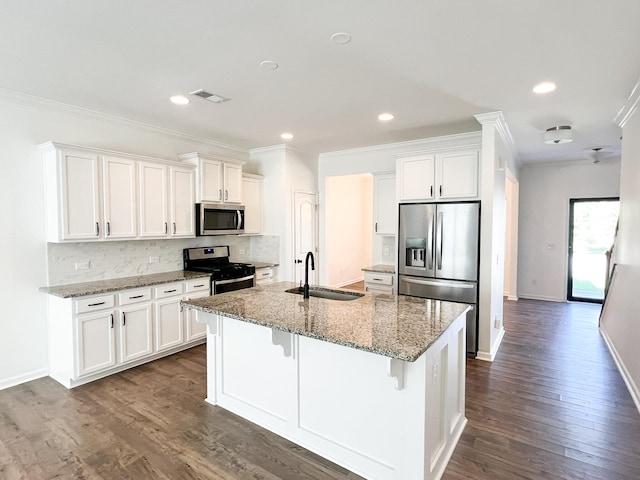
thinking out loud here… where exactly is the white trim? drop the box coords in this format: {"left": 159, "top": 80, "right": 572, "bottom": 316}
{"left": 615, "top": 79, "right": 640, "bottom": 128}
{"left": 0, "top": 87, "right": 248, "bottom": 155}
{"left": 475, "top": 328, "right": 505, "bottom": 362}
{"left": 506, "top": 295, "right": 519, "bottom": 302}
{"left": 474, "top": 111, "right": 518, "bottom": 162}
{"left": 518, "top": 293, "right": 566, "bottom": 302}
{"left": 600, "top": 328, "right": 640, "bottom": 415}
{"left": 330, "top": 277, "right": 364, "bottom": 289}
{"left": 0, "top": 368, "right": 49, "bottom": 391}
{"left": 320, "top": 131, "right": 482, "bottom": 161}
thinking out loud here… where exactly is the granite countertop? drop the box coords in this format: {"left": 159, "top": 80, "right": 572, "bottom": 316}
{"left": 182, "top": 281, "right": 469, "bottom": 362}
{"left": 244, "top": 261, "right": 279, "bottom": 269}
{"left": 362, "top": 264, "right": 396, "bottom": 274}
{"left": 40, "top": 270, "right": 211, "bottom": 298}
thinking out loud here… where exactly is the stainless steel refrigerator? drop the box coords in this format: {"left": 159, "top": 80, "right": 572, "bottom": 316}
{"left": 398, "top": 201, "right": 480, "bottom": 356}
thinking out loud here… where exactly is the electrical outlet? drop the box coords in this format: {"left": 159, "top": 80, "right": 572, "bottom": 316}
{"left": 148, "top": 256, "right": 160, "bottom": 264}
{"left": 494, "top": 315, "right": 500, "bottom": 329}
{"left": 239, "top": 248, "right": 247, "bottom": 255}
{"left": 75, "top": 261, "right": 90, "bottom": 270}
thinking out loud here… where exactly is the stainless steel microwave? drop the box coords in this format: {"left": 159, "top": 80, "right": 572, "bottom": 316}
{"left": 196, "top": 203, "right": 245, "bottom": 235}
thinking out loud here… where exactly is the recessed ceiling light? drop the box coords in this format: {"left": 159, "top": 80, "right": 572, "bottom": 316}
{"left": 281, "top": 132, "right": 294, "bottom": 140}
{"left": 331, "top": 32, "right": 351, "bottom": 45}
{"left": 260, "top": 60, "right": 279, "bottom": 70}
{"left": 170, "top": 95, "right": 190, "bottom": 105}
{"left": 533, "top": 82, "right": 556, "bottom": 94}
{"left": 378, "top": 113, "right": 394, "bottom": 121}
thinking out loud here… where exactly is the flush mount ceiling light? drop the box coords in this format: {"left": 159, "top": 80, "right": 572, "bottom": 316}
{"left": 170, "top": 95, "right": 190, "bottom": 105}
{"left": 544, "top": 125, "right": 573, "bottom": 144}
{"left": 378, "top": 113, "right": 394, "bottom": 121}
{"left": 260, "top": 60, "right": 279, "bottom": 70}
{"left": 533, "top": 82, "right": 556, "bottom": 94}
{"left": 189, "top": 89, "right": 230, "bottom": 103}
{"left": 331, "top": 32, "right": 351, "bottom": 45}
{"left": 281, "top": 132, "right": 294, "bottom": 140}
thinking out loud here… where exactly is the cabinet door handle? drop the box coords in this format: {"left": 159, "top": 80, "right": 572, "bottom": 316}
{"left": 110, "top": 314, "right": 114, "bottom": 328}
{"left": 122, "top": 312, "right": 126, "bottom": 326}
{"left": 225, "top": 189, "right": 229, "bottom": 201}
{"left": 218, "top": 189, "right": 222, "bottom": 200}
{"left": 430, "top": 185, "right": 433, "bottom": 197}
{"left": 439, "top": 185, "right": 442, "bottom": 196}
{"left": 164, "top": 289, "right": 177, "bottom": 293}
{"left": 164, "top": 222, "right": 168, "bottom": 234}
{"left": 172, "top": 222, "right": 176, "bottom": 235}
{"left": 373, "top": 277, "right": 383, "bottom": 282}
{"left": 88, "top": 301, "right": 105, "bottom": 307}
{"left": 95, "top": 222, "right": 100, "bottom": 237}
{"left": 106, "top": 222, "right": 111, "bottom": 236}
{"left": 129, "top": 294, "right": 144, "bottom": 299}
{"left": 375, "top": 222, "right": 378, "bottom": 233}
{"left": 193, "top": 284, "right": 205, "bottom": 288}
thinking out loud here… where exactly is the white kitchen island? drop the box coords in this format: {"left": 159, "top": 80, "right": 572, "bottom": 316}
{"left": 182, "top": 282, "right": 469, "bottom": 480}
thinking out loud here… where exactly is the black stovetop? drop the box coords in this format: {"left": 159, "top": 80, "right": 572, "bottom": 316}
{"left": 183, "top": 246, "right": 255, "bottom": 280}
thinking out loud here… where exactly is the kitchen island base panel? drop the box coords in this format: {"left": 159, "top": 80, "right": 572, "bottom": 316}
{"left": 198, "top": 312, "right": 466, "bottom": 480}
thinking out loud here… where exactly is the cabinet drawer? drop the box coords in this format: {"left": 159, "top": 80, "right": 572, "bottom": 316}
{"left": 185, "top": 278, "right": 210, "bottom": 293}
{"left": 255, "top": 268, "right": 273, "bottom": 281}
{"left": 154, "top": 282, "right": 184, "bottom": 299}
{"left": 364, "top": 272, "right": 394, "bottom": 286}
{"left": 365, "top": 284, "right": 394, "bottom": 295}
{"left": 74, "top": 294, "right": 115, "bottom": 314}
{"left": 118, "top": 288, "right": 152, "bottom": 306}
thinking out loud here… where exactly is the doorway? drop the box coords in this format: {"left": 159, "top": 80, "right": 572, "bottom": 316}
{"left": 567, "top": 198, "right": 619, "bottom": 303}
{"left": 293, "top": 191, "right": 318, "bottom": 285}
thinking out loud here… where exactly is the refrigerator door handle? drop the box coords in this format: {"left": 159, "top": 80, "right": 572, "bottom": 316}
{"left": 402, "top": 277, "right": 475, "bottom": 289}
{"left": 436, "top": 211, "right": 444, "bottom": 270}
{"left": 427, "top": 211, "right": 434, "bottom": 270}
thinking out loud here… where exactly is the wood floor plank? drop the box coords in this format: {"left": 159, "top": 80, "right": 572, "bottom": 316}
{"left": 1, "top": 298, "right": 640, "bottom": 479}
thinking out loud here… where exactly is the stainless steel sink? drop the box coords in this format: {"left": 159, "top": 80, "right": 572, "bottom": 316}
{"left": 285, "top": 287, "right": 364, "bottom": 301}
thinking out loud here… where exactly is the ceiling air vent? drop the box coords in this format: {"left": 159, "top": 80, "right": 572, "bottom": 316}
{"left": 189, "top": 89, "right": 230, "bottom": 103}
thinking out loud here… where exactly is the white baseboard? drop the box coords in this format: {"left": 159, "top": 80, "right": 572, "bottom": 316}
{"left": 476, "top": 328, "right": 505, "bottom": 362}
{"left": 0, "top": 368, "right": 49, "bottom": 391}
{"left": 600, "top": 328, "right": 640, "bottom": 415}
{"left": 330, "top": 276, "right": 364, "bottom": 289}
{"left": 518, "top": 293, "right": 565, "bottom": 302}
{"left": 506, "top": 295, "right": 519, "bottom": 301}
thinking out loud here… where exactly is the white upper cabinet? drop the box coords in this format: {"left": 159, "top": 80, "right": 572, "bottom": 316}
{"left": 44, "top": 146, "right": 101, "bottom": 241}
{"left": 169, "top": 166, "right": 195, "bottom": 237}
{"left": 242, "top": 173, "right": 264, "bottom": 234}
{"left": 41, "top": 142, "right": 195, "bottom": 242}
{"left": 397, "top": 149, "right": 479, "bottom": 202}
{"left": 373, "top": 173, "right": 397, "bottom": 235}
{"left": 102, "top": 156, "right": 137, "bottom": 239}
{"left": 178, "top": 152, "right": 245, "bottom": 204}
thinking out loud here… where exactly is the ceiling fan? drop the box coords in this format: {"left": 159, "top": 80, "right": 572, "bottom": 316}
{"left": 587, "top": 146, "right": 616, "bottom": 164}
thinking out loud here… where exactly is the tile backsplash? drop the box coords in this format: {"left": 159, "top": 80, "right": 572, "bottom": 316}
{"left": 47, "top": 235, "right": 280, "bottom": 286}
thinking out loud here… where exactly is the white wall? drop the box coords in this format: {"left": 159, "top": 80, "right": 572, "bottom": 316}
{"left": 325, "top": 174, "right": 373, "bottom": 287}
{"left": 518, "top": 159, "right": 621, "bottom": 301}
{"left": 0, "top": 91, "right": 250, "bottom": 389}
{"left": 504, "top": 172, "right": 519, "bottom": 300}
{"left": 600, "top": 83, "right": 640, "bottom": 411}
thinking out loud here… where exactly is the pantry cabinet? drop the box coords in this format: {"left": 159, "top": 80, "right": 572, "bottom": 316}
{"left": 242, "top": 173, "right": 264, "bottom": 234}
{"left": 397, "top": 149, "right": 479, "bottom": 202}
{"left": 373, "top": 173, "right": 396, "bottom": 235}
{"left": 41, "top": 142, "right": 195, "bottom": 242}
{"left": 178, "top": 152, "right": 245, "bottom": 204}
{"left": 47, "top": 277, "right": 209, "bottom": 389}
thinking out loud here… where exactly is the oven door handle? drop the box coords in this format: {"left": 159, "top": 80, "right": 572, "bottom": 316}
{"left": 215, "top": 275, "right": 255, "bottom": 286}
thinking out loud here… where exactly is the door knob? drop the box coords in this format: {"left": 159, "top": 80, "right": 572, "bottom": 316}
{"left": 295, "top": 259, "right": 303, "bottom": 264}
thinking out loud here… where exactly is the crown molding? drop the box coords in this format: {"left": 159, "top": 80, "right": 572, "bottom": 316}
{"left": 615, "top": 79, "right": 640, "bottom": 128}
{"left": 474, "top": 110, "right": 518, "bottom": 160}
{"left": 0, "top": 87, "right": 249, "bottom": 155}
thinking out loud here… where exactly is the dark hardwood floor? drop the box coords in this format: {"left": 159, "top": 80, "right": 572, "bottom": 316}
{"left": 1, "top": 299, "right": 639, "bottom": 479}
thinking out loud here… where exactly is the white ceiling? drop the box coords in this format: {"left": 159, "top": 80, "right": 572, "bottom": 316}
{"left": 2, "top": 1, "right": 639, "bottom": 165}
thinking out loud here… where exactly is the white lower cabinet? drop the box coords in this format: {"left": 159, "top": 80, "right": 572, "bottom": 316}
{"left": 48, "top": 278, "right": 209, "bottom": 388}
{"left": 364, "top": 271, "right": 395, "bottom": 294}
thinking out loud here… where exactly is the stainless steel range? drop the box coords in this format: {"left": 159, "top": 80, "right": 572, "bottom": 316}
{"left": 183, "top": 246, "right": 256, "bottom": 295}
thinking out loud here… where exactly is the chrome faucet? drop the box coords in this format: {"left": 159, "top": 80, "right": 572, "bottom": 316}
{"left": 303, "top": 251, "right": 315, "bottom": 299}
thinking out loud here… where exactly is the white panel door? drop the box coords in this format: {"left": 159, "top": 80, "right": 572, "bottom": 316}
{"left": 436, "top": 150, "right": 479, "bottom": 199}
{"left": 102, "top": 156, "right": 137, "bottom": 239}
{"left": 398, "top": 154, "right": 435, "bottom": 201}
{"left": 201, "top": 159, "right": 223, "bottom": 202}
{"left": 138, "top": 162, "right": 168, "bottom": 237}
{"left": 170, "top": 166, "right": 195, "bottom": 237}
{"left": 155, "top": 298, "right": 184, "bottom": 352}
{"left": 75, "top": 310, "right": 116, "bottom": 377}
{"left": 60, "top": 150, "right": 101, "bottom": 240}
{"left": 224, "top": 163, "right": 243, "bottom": 203}
{"left": 293, "top": 191, "right": 317, "bottom": 284}
{"left": 119, "top": 304, "right": 153, "bottom": 363}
